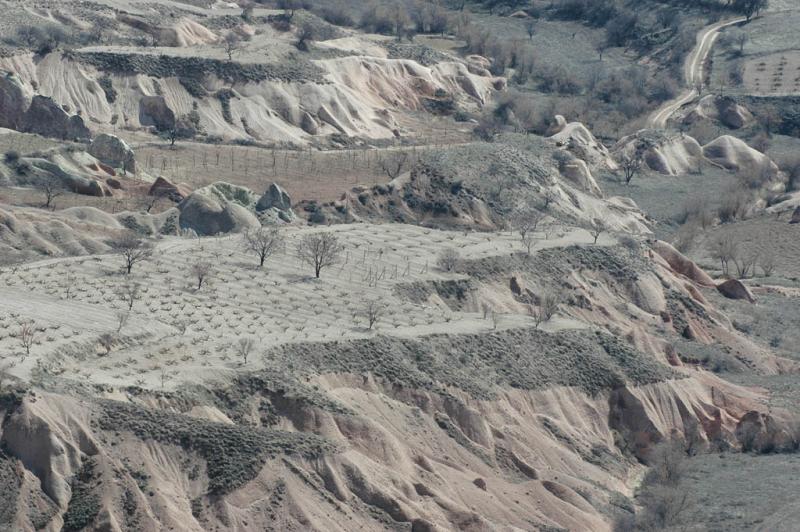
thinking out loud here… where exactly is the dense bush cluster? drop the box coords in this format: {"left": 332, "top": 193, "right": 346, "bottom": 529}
{"left": 98, "top": 399, "right": 336, "bottom": 494}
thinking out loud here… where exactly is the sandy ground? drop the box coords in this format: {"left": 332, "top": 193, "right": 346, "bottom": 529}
{"left": 0, "top": 222, "right": 611, "bottom": 390}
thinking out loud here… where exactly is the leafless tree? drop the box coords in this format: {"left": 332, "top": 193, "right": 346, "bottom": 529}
{"left": 436, "top": 248, "right": 460, "bottom": 272}
{"left": 636, "top": 438, "right": 693, "bottom": 529}
{"left": 759, "top": 249, "right": 777, "bottom": 277}
{"left": 236, "top": 337, "right": 255, "bottom": 364}
{"left": 531, "top": 291, "right": 560, "bottom": 328}
{"left": 111, "top": 233, "right": 153, "bottom": 274}
{"left": 541, "top": 189, "right": 558, "bottom": 210}
{"left": 590, "top": 218, "right": 606, "bottom": 244}
{"left": 17, "top": 321, "right": 37, "bottom": 355}
{"left": 514, "top": 208, "right": 545, "bottom": 255}
{"left": 619, "top": 152, "right": 643, "bottom": 185}
{"left": 192, "top": 261, "right": 213, "bottom": 289}
{"left": 380, "top": 152, "right": 409, "bottom": 179}
{"left": 223, "top": 32, "right": 241, "bottom": 61}
{"left": 277, "top": 0, "right": 300, "bottom": 20}
{"left": 525, "top": 19, "right": 535, "bottom": 40}
{"left": 296, "top": 21, "right": 317, "bottom": 51}
{"left": 362, "top": 300, "right": 386, "bottom": 330}
{"left": 296, "top": 233, "right": 344, "bottom": 278}
{"left": 243, "top": 226, "right": 284, "bottom": 267}
{"left": 116, "top": 280, "right": 141, "bottom": 311}
{"left": 35, "top": 175, "right": 65, "bottom": 210}
{"left": 711, "top": 234, "right": 738, "bottom": 277}
{"left": 734, "top": 250, "right": 758, "bottom": 279}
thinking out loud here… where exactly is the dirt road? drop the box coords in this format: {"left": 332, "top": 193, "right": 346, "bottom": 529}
{"left": 648, "top": 17, "right": 746, "bottom": 129}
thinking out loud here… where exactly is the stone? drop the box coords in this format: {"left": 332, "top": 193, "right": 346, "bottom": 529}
{"left": 0, "top": 73, "right": 32, "bottom": 130}
{"left": 139, "top": 96, "right": 175, "bottom": 131}
{"left": 88, "top": 134, "right": 136, "bottom": 173}
{"left": 20, "top": 96, "right": 91, "bottom": 141}
{"left": 256, "top": 183, "right": 292, "bottom": 212}
{"left": 149, "top": 177, "right": 191, "bottom": 202}
{"left": 178, "top": 182, "right": 260, "bottom": 235}
{"left": 716, "top": 278, "right": 755, "bottom": 303}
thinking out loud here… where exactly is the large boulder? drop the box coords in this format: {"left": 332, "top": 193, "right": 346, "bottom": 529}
{"left": 149, "top": 177, "right": 191, "bottom": 202}
{"left": 686, "top": 95, "right": 754, "bottom": 130}
{"left": 19, "top": 96, "right": 91, "bottom": 141}
{"left": 139, "top": 96, "right": 175, "bottom": 131}
{"left": 716, "top": 278, "right": 755, "bottom": 303}
{"left": 550, "top": 120, "right": 616, "bottom": 170}
{"left": 556, "top": 157, "right": 602, "bottom": 196}
{"left": 0, "top": 73, "right": 32, "bottom": 130}
{"left": 256, "top": 183, "right": 296, "bottom": 223}
{"left": 615, "top": 131, "right": 704, "bottom": 176}
{"left": 178, "top": 182, "right": 260, "bottom": 235}
{"left": 88, "top": 134, "right": 136, "bottom": 173}
{"left": 26, "top": 158, "right": 107, "bottom": 196}
{"left": 703, "top": 135, "right": 779, "bottom": 177}
{"left": 256, "top": 183, "right": 292, "bottom": 211}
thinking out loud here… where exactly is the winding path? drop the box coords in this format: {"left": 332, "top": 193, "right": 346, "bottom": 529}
{"left": 647, "top": 16, "right": 747, "bottom": 129}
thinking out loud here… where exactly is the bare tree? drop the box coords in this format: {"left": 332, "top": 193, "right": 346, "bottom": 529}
{"left": 523, "top": 19, "right": 536, "bottom": 40}
{"left": 111, "top": 233, "right": 153, "bottom": 274}
{"left": 619, "top": 152, "right": 643, "bottom": 185}
{"left": 636, "top": 439, "right": 693, "bottom": 530}
{"left": 222, "top": 32, "right": 241, "bottom": 61}
{"left": 711, "top": 234, "right": 738, "bottom": 277}
{"left": 35, "top": 175, "right": 65, "bottom": 210}
{"left": 513, "top": 208, "right": 545, "bottom": 255}
{"left": 531, "top": 291, "right": 560, "bottom": 328}
{"left": 590, "top": 218, "right": 606, "bottom": 244}
{"left": 759, "top": 249, "right": 777, "bottom": 277}
{"left": 436, "top": 248, "right": 460, "bottom": 272}
{"left": 236, "top": 337, "right": 255, "bottom": 364}
{"left": 296, "top": 21, "right": 317, "bottom": 51}
{"left": 296, "top": 233, "right": 344, "bottom": 278}
{"left": 277, "top": 0, "right": 301, "bottom": 20}
{"left": 17, "top": 321, "right": 37, "bottom": 355}
{"left": 192, "top": 261, "right": 213, "bottom": 289}
{"left": 243, "top": 227, "right": 284, "bottom": 267}
{"left": 116, "top": 280, "right": 141, "bottom": 311}
{"left": 362, "top": 300, "right": 386, "bottom": 330}
{"left": 734, "top": 250, "right": 758, "bottom": 279}
{"left": 380, "top": 152, "right": 409, "bottom": 179}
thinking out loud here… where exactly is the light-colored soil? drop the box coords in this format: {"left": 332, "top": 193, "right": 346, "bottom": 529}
{"left": 0, "top": 223, "right": 607, "bottom": 390}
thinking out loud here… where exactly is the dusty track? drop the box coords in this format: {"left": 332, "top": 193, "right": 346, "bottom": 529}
{"left": 648, "top": 17, "right": 747, "bottom": 129}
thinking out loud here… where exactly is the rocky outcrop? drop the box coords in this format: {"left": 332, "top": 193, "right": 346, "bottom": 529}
{"left": 652, "top": 241, "right": 716, "bottom": 287}
{"left": 0, "top": 73, "right": 32, "bottom": 130}
{"left": 139, "top": 96, "right": 175, "bottom": 131}
{"left": 686, "top": 95, "right": 754, "bottom": 130}
{"left": 717, "top": 278, "right": 756, "bottom": 303}
{"left": 614, "top": 131, "right": 704, "bottom": 176}
{"left": 149, "top": 177, "right": 191, "bottom": 202}
{"left": 256, "top": 183, "right": 292, "bottom": 212}
{"left": 88, "top": 134, "right": 136, "bottom": 173}
{"left": 19, "top": 96, "right": 91, "bottom": 141}
{"left": 178, "top": 182, "right": 260, "bottom": 235}
{"left": 736, "top": 411, "right": 795, "bottom": 453}
{"left": 256, "top": 182, "right": 296, "bottom": 223}
{"left": 557, "top": 157, "right": 602, "bottom": 195}
{"left": 703, "top": 135, "right": 779, "bottom": 177}
{"left": 550, "top": 119, "right": 617, "bottom": 170}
